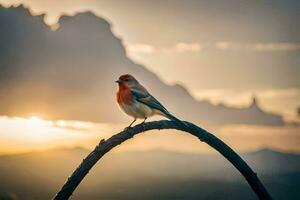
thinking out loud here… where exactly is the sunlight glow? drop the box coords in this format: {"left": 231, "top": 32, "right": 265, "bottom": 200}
{"left": 0, "top": 115, "right": 299, "bottom": 155}
{"left": 28, "top": 115, "right": 49, "bottom": 127}
{"left": 0, "top": 116, "right": 103, "bottom": 155}
{"left": 55, "top": 120, "right": 95, "bottom": 130}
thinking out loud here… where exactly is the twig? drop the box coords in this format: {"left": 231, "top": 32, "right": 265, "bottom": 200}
{"left": 53, "top": 120, "right": 272, "bottom": 200}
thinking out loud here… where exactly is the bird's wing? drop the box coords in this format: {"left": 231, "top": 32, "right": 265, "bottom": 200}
{"left": 131, "top": 85, "right": 188, "bottom": 128}
{"left": 131, "top": 87, "right": 169, "bottom": 114}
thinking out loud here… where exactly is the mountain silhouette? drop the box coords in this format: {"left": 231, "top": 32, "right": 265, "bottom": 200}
{"left": 0, "top": 5, "right": 284, "bottom": 126}
{"left": 0, "top": 148, "right": 299, "bottom": 199}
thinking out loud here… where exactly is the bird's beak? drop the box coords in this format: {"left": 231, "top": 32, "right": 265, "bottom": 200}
{"left": 115, "top": 80, "right": 121, "bottom": 83}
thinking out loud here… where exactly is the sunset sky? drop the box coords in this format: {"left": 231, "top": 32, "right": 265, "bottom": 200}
{"left": 1, "top": 0, "right": 300, "bottom": 115}
{"left": 0, "top": 0, "right": 299, "bottom": 155}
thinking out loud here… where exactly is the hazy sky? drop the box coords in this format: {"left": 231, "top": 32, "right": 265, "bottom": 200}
{"left": 1, "top": 0, "right": 299, "bottom": 117}
{"left": 0, "top": 0, "right": 299, "bottom": 154}
{"left": 1, "top": 116, "right": 299, "bottom": 155}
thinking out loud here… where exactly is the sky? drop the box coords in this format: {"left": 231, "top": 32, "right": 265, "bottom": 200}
{"left": 1, "top": 0, "right": 299, "bottom": 116}
{"left": 1, "top": 116, "right": 299, "bottom": 155}
{"left": 0, "top": 0, "right": 299, "bottom": 154}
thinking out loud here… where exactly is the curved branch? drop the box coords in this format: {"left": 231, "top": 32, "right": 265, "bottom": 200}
{"left": 53, "top": 120, "right": 272, "bottom": 200}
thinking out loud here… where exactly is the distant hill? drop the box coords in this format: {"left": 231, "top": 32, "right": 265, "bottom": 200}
{"left": 0, "top": 148, "right": 299, "bottom": 199}
{"left": 0, "top": 5, "right": 284, "bottom": 126}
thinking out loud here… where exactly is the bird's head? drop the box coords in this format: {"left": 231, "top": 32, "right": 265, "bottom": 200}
{"left": 115, "top": 74, "right": 139, "bottom": 88}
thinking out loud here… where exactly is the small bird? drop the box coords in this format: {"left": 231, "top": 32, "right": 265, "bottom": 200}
{"left": 115, "top": 74, "right": 186, "bottom": 129}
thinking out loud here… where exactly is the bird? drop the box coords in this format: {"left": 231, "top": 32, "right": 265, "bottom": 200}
{"left": 115, "top": 74, "right": 187, "bottom": 129}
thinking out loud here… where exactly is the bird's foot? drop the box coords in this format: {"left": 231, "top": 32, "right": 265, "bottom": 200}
{"left": 142, "top": 123, "right": 146, "bottom": 131}
{"left": 137, "top": 122, "right": 146, "bottom": 131}
{"left": 123, "top": 126, "right": 132, "bottom": 131}
{"left": 141, "top": 118, "right": 147, "bottom": 125}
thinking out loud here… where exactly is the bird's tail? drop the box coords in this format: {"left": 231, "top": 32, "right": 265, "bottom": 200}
{"left": 163, "top": 111, "right": 189, "bottom": 129}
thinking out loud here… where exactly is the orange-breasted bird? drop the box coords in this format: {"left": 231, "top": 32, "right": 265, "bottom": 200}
{"left": 115, "top": 74, "right": 186, "bottom": 128}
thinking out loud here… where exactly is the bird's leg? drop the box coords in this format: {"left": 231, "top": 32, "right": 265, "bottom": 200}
{"left": 129, "top": 118, "right": 137, "bottom": 127}
{"left": 124, "top": 118, "right": 136, "bottom": 130}
{"left": 139, "top": 117, "right": 147, "bottom": 131}
{"left": 141, "top": 117, "right": 147, "bottom": 124}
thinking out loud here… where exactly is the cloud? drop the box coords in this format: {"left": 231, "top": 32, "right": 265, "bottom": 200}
{"left": 126, "top": 44, "right": 156, "bottom": 54}
{"left": 128, "top": 42, "right": 300, "bottom": 54}
{"left": 126, "top": 42, "right": 202, "bottom": 54}
{"left": 215, "top": 41, "right": 230, "bottom": 50}
{"left": 54, "top": 120, "right": 96, "bottom": 131}
{"left": 252, "top": 42, "right": 300, "bottom": 51}
{"left": 162, "top": 42, "right": 202, "bottom": 53}
{"left": 192, "top": 89, "right": 252, "bottom": 107}
{"left": 215, "top": 42, "right": 300, "bottom": 52}
{"left": 258, "top": 88, "right": 300, "bottom": 98}
{"left": 174, "top": 42, "right": 202, "bottom": 52}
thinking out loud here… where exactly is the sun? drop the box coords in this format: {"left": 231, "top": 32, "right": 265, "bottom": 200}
{"left": 29, "top": 115, "right": 42, "bottom": 121}
{"left": 0, "top": 115, "right": 98, "bottom": 154}
{"left": 25, "top": 116, "right": 53, "bottom": 136}
{"left": 29, "top": 115, "right": 40, "bottom": 119}
{"left": 28, "top": 115, "right": 45, "bottom": 126}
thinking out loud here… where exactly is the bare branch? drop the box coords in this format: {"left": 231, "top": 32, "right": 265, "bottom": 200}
{"left": 53, "top": 120, "right": 273, "bottom": 200}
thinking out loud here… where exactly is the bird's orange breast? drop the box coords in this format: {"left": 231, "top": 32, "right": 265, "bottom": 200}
{"left": 117, "top": 85, "right": 134, "bottom": 105}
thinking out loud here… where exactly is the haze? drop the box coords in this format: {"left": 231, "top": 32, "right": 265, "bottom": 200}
{"left": 0, "top": 0, "right": 299, "bottom": 155}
